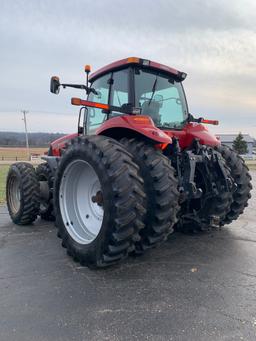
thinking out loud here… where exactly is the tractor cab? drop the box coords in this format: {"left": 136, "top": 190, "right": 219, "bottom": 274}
{"left": 50, "top": 57, "right": 219, "bottom": 149}
{"left": 86, "top": 58, "right": 189, "bottom": 134}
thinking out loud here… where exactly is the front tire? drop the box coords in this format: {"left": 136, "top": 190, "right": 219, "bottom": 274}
{"left": 36, "top": 163, "right": 55, "bottom": 221}
{"left": 6, "top": 162, "right": 40, "bottom": 225}
{"left": 54, "top": 135, "right": 145, "bottom": 268}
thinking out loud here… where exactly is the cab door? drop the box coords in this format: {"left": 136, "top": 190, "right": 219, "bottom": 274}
{"left": 86, "top": 68, "right": 130, "bottom": 134}
{"left": 87, "top": 73, "right": 111, "bottom": 135}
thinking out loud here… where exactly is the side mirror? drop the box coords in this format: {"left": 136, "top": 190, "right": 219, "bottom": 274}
{"left": 50, "top": 76, "right": 60, "bottom": 94}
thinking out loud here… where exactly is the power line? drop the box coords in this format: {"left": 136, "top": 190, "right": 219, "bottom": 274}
{"left": 21, "top": 110, "right": 30, "bottom": 160}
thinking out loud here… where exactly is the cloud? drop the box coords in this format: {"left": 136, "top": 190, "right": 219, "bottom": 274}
{"left": 0, "top": 0, "right": 255, "bottom": 136}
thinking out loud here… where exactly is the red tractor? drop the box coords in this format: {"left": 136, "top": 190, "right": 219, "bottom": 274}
{"left": 6, "top": 57, "right": 252, "bottom": 268}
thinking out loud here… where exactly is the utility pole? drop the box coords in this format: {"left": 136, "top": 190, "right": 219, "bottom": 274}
{"left": 21, "top": 110, "right": 30, "bottom": 160}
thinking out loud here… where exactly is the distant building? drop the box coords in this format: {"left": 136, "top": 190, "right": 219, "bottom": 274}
{"left": 217, "top": 134, "right": 254, "bottom": 155}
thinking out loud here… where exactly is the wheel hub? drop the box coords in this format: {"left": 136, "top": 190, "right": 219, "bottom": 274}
{"left": 91, "top": 190, "right": 103, "bottom": 206}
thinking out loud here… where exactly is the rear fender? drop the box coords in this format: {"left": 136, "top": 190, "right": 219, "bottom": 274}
{"left": 163, "top": 123, "right": 220, "bottom": 149}
{"left": 96, "top": 115, "right": 172, "bottom": 144}
{"left": 50, "top": 133, "right": 78, "bottom": 156}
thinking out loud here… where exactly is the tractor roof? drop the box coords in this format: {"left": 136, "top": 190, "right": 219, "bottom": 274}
{"left": 89, "top": 57, "right": 187, "bottom": 82}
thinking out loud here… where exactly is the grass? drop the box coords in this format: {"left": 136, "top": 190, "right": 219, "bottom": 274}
{"left": 0, "top": 165, "right": 9, "bottom": 204}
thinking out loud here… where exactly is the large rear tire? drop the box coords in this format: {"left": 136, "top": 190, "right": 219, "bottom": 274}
{"left": 120, "top": 138, "right": 180, "bottom": 253}
{"left": 54, "top": 135, "right": 145, "bottom": 268}
{"left": 36, "top": 163, "right": 55, "bottom": 221}
{"left": 216, "top": 144, "right": 252, "bottom": 224}
{"left": 6, "top": 162, "right": 40, "bottom": 225}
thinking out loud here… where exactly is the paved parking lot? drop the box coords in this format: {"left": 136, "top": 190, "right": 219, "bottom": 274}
{"left": 0, "top": 172, "right": 256, "bottom": 341}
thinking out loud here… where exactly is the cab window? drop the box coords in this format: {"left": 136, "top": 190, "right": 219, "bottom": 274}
{"left": 87, "top": 73, "right": 110, "bottom": 134}
{"left": 134, "top": 69, "right": 188, "bottom": 128}
{"left": 110, "top": 69, "right": 129, "bottom": 109}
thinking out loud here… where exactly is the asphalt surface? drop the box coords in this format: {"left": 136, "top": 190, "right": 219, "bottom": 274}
{"left": 0, "top": 173, "right": 256, "bottom": 341}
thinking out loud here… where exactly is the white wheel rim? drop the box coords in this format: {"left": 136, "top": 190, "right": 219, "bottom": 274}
{"left": 59, "top": 160, "right": 104, "bottom": 244}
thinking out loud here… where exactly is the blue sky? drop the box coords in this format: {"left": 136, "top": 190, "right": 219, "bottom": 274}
{"left": 0, "top": 0, "right": 255, "bottom": 136}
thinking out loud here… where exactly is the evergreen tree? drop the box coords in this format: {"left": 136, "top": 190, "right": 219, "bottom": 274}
{"left": 232, "top": 132, "right": 248, "bottom": 155}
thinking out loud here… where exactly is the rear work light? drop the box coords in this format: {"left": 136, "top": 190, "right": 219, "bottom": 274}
{"left": 201, "top": 119, "right": 219, "bottom": 125}
{"left": 127, "top": 57, "right": 140, "bottom": 64}
{"left": 126, "top": 57, "right": 186, "bottom": 81}
{"left": 126, "top": 57, "right": 150, "bottom": 66}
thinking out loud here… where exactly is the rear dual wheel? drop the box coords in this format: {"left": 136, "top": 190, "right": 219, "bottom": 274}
{"left": 120, "top": 138, "right": 180, "bottom": 253}
{"left": 54, "top": 135, "right": 145, "bottom": 268}
{"left": 216, "top": 144, "right": 252, "bottom": 224}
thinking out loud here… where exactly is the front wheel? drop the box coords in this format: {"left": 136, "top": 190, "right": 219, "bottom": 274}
{"left": 36, "top": 163, "right": 55, "bottom": 221}
{"left": 54, "top": 135, "right": 145, "bottom": 268}
{"left": 6, "top": 162, "right": 40, "bottom": 225}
